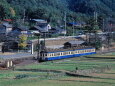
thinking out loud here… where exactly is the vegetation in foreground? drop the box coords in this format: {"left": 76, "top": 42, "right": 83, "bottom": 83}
{"left": 0, "top": 52, "right": 115, "bottom": 86}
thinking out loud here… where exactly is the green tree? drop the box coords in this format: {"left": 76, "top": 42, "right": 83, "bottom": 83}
{"left": 85, "top": 17, "right": 100, "bottom": 48}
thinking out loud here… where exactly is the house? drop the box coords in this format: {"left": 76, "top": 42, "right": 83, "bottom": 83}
{"left": 8, "top": 25, "right": 29, "bottom": 40}
{"left": 64, "top": 40, "right": 85, "bottom": 48}
{"left": 15, "top": 26, "right": 28, "bottom": 34}
{"left": 30, "top": 19, "right": 51, "bottom": 31}
{"left": 37, "top": 23, "right": 51, "bottom": 31}
{"left": 55, "top": 27, "right": 66, "bottom": 34}
{"left": 29, "top": 26, "right": 47, "bottom": 34}
{"left": 0, "top": 22, "right": 13, "bottom": 35}
{"left": 29, "top": 23, "right": 51, "bottom": 34}
{"left": 49, "top": 27, "right": 66, "bottom": 35}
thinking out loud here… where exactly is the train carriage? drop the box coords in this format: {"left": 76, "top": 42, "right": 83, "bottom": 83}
{"left": 39, "top": 47, "right": 96, "bottom": 61}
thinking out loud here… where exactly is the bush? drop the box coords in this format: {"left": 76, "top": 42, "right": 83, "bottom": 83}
{"left": 15, "top": 74, "right": 29, "bottom": 79}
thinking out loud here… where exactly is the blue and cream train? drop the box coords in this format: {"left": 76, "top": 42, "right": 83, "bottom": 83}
{"left": 39, "top": 47, "right": 96, "bottom": 61}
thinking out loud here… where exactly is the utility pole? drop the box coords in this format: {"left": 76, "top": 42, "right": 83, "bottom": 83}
{"left": 35, "top": 33, "right": 41, "bottom": 62}
{"left": 102, "top": 19, "right": 105, "bottom": 32}
{"left": 64, "top": 12, "right": 67, "bottom": 37}
{"left": 72, "top": 19, "right": 75, "bottom": 36}
{"left": 94, "top": 11, "right": 98, "bottom": 48}
{"left": 94, "top": 11, "right": 98, "bottom": 23}
{"left": 43, "top": 32, "right": 46, "bottom": 51}
{"left": 23, "top": 9, "right": 26, "bottom": 24}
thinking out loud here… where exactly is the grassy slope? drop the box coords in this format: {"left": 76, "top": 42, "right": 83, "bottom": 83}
{"left": 0, "top": 52, "right": 115, "bottom": 86}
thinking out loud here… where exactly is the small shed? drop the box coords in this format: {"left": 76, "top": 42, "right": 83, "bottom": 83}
{"left": 64, "top": 40, "right": 85, "bottom": 48}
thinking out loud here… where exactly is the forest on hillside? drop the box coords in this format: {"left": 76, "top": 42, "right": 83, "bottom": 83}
{"left": 0, "top": 0, "right": 115, "bottom": 25}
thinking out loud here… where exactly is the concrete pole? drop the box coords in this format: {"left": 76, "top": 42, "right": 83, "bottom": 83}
{"left": 10, "top": 61, "right": 13, "bottom": 67}
{"left": 31, "top": 42, "right": 34, "bottom": 54}
{"left": 7, "top": 61, "right": 10, "bottom": 68}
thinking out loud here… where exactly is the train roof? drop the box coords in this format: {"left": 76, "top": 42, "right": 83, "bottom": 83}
{"left": 42, "top": 46, "right": 95, "bottom": 53}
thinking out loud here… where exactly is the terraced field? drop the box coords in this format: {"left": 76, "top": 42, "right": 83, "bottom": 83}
{"left": 0, "top": 52, "right": 115, "bottom": 86}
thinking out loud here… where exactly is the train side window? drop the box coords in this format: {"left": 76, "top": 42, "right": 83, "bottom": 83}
{"left": 54, "top": 53, "right": 56, "bottom": 56}
{"left": 92, "top": 49, "right": 94, "bottom": 52}
{"left": 50, "top": 53, "right": 52, "bottom": 57}
{"left": 52, "top": 53, "right": 54, "bottom": 57}
{"left": 74, "top": 51, "right": 76, "bottom": 54}
{"left": 82, "top": 50, "right": 83, "bottom": 53}
{"left": 48, "top": 54, "right": 50, "bottom": 57}
{"left": 42, "top": 54, "right": 44, "bottom": 57}
{"left": 79, "top": 51, "right": 80, "bottom": 54}
{"left": 71, "top": 51, "right": 73, "bottom": 54}
{"left": 74, "top": 51, "right": 75, "bottom": 54}
{"left": 65, "top": 52, "right": 67, "bottom": 55}
{"left": 43, "top": 53, "right": 45, "bottom": 57}
{"left": 79, "top": 50, "right": 81, "bottom": 54}
{"left": 70, "top": 52, "right": 71, "bottom": 54}
{"left": 88, "top": 50, "right": 90, "bottom": 52}
{"left": 52, "top": 53, "right": 53, "bottom": 57}
{"left": 80, "top": 50, "right": 82, "bottom": 53}
{"left": 54, "top": 53, "right": 57, "bottom": 56}
{"left": 46, "top": 53, "right": 48, "bottom": 57}
{"left": 57, "top": 52, "right": 60, "bottom": 56}
{"left": 60, "top": 52, "right": 62, "bottom": 56}
{"left": 63, "top": 52, "right": 66, "bottom": 55}
{"left": 85, "top": 50, "right": 86, "bottom": 53}
{"left": 86, "top": 50, "right": 88, "bottom": 52}
{"left": 61, "top": 52, "right": 63, "bottom": 56}
{"left": 83, "top": 50, "right": 84, "bottom": 53}
{"left": 88, "top": 50, "right": 89, "bottom": 52}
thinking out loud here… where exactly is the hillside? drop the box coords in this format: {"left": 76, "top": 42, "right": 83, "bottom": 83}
{"left": 0, "top": 0, "right": 115, "bottom": 23}
{"left": 0, "top": 0, "right": 71, "bottom": 22}
{"left": 68, "top": 0, "right": 115, "bottom": 16}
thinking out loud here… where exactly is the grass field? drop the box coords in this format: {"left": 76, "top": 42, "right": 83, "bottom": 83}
{"left": 0, "top": 52, "right": 115, "bottom": 86}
